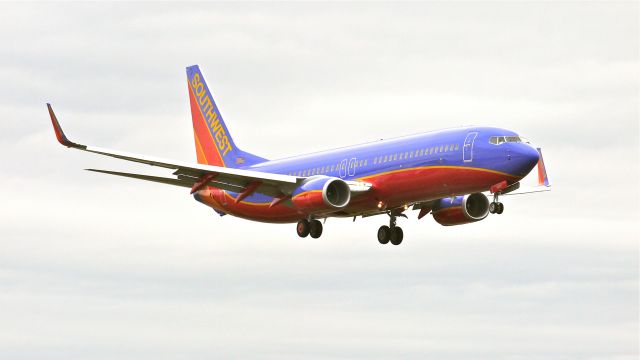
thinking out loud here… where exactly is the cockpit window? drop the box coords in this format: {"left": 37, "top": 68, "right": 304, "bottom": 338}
{"left": 489, "top": 135, "right": 530, "bottom": 145}
{"left": 489, "top": 136, "right": 505, "bottom": 144}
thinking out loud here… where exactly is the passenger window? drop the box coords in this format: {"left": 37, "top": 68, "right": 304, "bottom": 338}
{"left": 439, "top": 145, "right": 444, "bottom": 152}
{"left": 364, "top": 159, "right": 368, "bottom": 166}
{"left": 419, "top": 149, "right": 424, "bottom": 156}
{"left": 384, "top": 155, "right": 388, "bottom": 162}
{"left": 455, "top": 144, "right": 460, "bottom": 150}
{"left": 393, "top": 154, "right": 398, "bottom": 161}
{"left": 444, "top": 145, "right": 449, "bottom": 152}
{"left": 399, "top": 153, "right": 403, "bottom": 160}
{"left": 409, "top": 152, "right": 413, "bottom": 159}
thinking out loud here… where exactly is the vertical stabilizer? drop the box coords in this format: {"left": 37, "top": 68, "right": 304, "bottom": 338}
{"left": 186, "top": 65, "right": 266, "bottom": 168}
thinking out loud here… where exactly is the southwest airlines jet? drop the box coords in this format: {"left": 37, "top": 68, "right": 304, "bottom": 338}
{"left": 47, "top": 65, "right": 550, "bottom": 245}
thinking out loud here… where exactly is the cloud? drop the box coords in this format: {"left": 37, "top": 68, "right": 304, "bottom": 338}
{"left": 0, "top": 2, "right": 637, "bottom": 359}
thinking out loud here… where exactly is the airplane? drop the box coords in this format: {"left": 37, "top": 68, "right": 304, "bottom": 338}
{"left": 47, "top": 65, "right": 550, "bottom": 246}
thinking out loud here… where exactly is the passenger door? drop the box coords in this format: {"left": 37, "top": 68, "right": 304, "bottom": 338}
{"left": 463, "top": 132, "right": 478, "bottom": 162}
{"left": 347, "top": 158, "right": 357, "bottom": 177}
{"left": 339, "top": 159, "right": 348, "bottom": 178}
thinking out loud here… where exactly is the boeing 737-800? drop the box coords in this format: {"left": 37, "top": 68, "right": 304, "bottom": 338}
{"left": 47, "top": 65, "right": 550, "bottom": 245}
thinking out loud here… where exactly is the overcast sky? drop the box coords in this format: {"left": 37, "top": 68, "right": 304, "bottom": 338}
{"left": 0, "top": 2, "right": 638, "bottom": 359}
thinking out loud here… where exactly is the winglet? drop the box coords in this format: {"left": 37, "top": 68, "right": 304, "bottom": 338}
{"left": 47, "top": 103, "right": 85, "bottom": 149}
{"left": 536, "top": 148, "right": 550, "bottom": 187}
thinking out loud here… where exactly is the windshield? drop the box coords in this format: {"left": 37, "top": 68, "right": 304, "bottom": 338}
{"left": 489, "top": 136, "right": 530, "bottom": 145}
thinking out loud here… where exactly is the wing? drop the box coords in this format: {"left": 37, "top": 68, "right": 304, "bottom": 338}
{"left": 48, "top": 104, "right": 301, "bottom": 197}
{"left": 47, "top": 104, "right": 371, "bottom": 198}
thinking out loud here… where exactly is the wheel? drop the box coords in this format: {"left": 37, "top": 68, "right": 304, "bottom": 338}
{"left": 390, "top": 227, "right": 404, "bottom": 246}
{"left": 377, "top": 225, "right": 391, "bottom": 244}
{"left": 309, "top": 220, "right": 323, "bottom": 238}
{"left": 496, "top": 202, "right": 504, "bottom": 214}
{"left": 296, "top": 219, "right": 310, "bottom": 238}
{"left": 489, "top": 202, "right": 497, "bottom": 214}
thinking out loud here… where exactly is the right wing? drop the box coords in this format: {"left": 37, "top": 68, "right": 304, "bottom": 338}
{"left": 502, "top": 147, "right": 551, "bottom": 196}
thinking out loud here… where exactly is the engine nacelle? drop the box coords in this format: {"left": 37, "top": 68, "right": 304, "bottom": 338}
{"left": 432, "top": 193, "right": 490, "bottom": 226}
{"left": 291, "top": 176, "right": 351, "bottom": 214}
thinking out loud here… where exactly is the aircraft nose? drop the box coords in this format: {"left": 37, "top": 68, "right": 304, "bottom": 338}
{"left": 512, "top": 144, "right": 539, "bottom": 176}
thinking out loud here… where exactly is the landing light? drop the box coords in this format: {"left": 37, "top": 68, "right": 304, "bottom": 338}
{"left": 377, "top": 201, "right": 384, "bottom": 209}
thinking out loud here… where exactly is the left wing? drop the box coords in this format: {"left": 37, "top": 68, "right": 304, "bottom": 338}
{"left": 48, "top": 104, "right": 301, "bottom": 197}
{"left": 48, "top": 104, "right": 371, "bottom": 198}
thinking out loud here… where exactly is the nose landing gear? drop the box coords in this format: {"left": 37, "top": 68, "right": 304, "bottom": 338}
{"left": 377, "top": 212, "right": 404, "bottom": 245}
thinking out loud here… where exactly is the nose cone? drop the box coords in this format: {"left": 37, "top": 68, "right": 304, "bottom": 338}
{"left": 513, "top": 144, "right": 540, "bottom": 176}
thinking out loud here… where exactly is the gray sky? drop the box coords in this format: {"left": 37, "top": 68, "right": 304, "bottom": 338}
{"left": 0, "top": 2, "right": 638, "bottom": 359}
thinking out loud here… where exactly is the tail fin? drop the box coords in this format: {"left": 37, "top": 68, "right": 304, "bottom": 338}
{"left": 186, "top": 65, "right": 266, "bottom": 168}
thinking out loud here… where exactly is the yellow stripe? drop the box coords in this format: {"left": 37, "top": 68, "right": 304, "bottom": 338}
{"left": 357, "top": 165, "right": 517, "bottom": 181}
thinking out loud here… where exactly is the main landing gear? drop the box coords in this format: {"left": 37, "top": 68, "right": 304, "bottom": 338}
{"left": 489, "top": 193, "right": 504, "bottom": 215}
{"left": 296, "top": 219, "right": 323, "bottom": 239}
{"left": 377, "top": 213, "right": 404, "bottom": 246}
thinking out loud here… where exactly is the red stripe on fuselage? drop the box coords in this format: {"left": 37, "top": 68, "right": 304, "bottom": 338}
{"left": 195, "top": 166, "right": 521, "bottom": 223}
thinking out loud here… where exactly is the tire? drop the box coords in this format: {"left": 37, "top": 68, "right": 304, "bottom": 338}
{"left": 309, "top": 220, "right": 323, "bottom": 238}
{"left": 296, "top": 219, "right": 310, "bottom": 238}
{"left": 390, "top": 227, "right": 404, "bottom": 246}
{"left": 377, "top": 225, "right": 391, "bottom": 244}
{"left": 489, "top": 202, "right": 497, "bottom": 214}
{"left": 496, "top": 202, "right": 504, "bottom": 214}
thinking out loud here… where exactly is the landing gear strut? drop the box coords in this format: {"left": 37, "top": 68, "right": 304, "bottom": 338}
{"left": 378, "top": 212, "right": 404, "bottom": 245}
{"left": 297, "top": 219, "right": 323, "bottom": 238}
{"left": 489, "top": 193, "right": 504, "bottom": 215}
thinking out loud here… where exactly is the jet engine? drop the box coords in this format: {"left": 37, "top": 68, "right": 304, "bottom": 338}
{"left": 291, "top": 176, "right": 351, "bottom": 214}
{"left": 432, "top": 193, "right": 490, "bottom": 226}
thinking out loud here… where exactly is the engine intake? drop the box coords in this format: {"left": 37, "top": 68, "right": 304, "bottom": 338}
{"left": 291, "top": 176, "right": 351, "bottom": 214}
{"left": 432, "top": 193, "right": 490, "bottom": 226}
